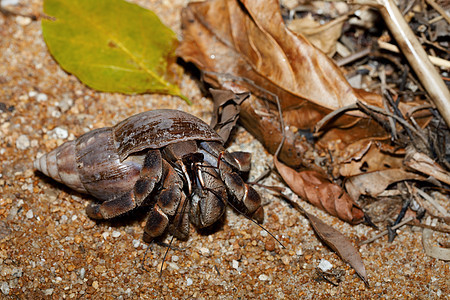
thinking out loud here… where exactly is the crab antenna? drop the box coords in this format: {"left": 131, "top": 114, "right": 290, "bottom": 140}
{"left": 226, "top": 201, "right": 285, "bottom": 249}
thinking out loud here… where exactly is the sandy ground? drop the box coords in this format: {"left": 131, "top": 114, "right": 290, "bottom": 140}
{"left": 0, "top": 0, "right": 449, "bottom": 298}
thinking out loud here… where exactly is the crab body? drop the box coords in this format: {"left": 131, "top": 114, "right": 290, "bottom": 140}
{"left": 34, "top": 109, "right": 263, "bottom": 240}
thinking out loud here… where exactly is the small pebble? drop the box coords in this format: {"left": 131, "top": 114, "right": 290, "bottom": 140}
{"left": 102, "top": 232, "right": 109, "bottom": 239}
{"left": 36, "top": 93, "right": 48, "bottom": 102}
{"left": 186, "top": 278, "right": 193, "bottom": 286}
{"left": 26, "top": 209, "right": 33, "bottom": 219}
{"left": 171, "top": 255, "right": 179, "bottom": 262}
{"left": 0, "top": 282, "right": 9, "bottom": 295}
{"left": 58, "top": 96, "right": 73, "bottom": 112}
{"left": 111, "top": 231, "right": 121, "bottom": 238}
{"left": 232, "top": 260, "right": 239, "bottom": 270}
{"left": 132, "top": 239, "right": 140, "bottom": 248}
{"left": 79, "top": 268, "right": 85, "bottom": 280}
{"left": 12, "top": 268, "right": 22, "bottom": 278}
{"left": 265, "top": 239, "right": 276, "bottom": 251}
{"left": 281, "top": 255, "right": 291, "bottom": 265}
{"left": 15, "top": 15, "right": 31, "bottom": 26}
{"left": 49, "top": 127, "right": 68, "bottom": 139}
{"left": 28, "top": 90, "right": 37, "bottom": 98}
{"left": 258, "top": 274, "right": 269, "bottom": 281}
{"left": 43, "top": 288, "right": 54, "bottom": 296}
{"left": 16, "top": 135, "right": 30, "bottom": 150}
{"left": 167, "top": 262, "right": 179, "bottom": 270}
{"left": 92, "top": 281, "right": 99, "bottom": 289}
{"left": 199, "top": 247, "right": 210, "bottom": 256}
{"left": 318, "top": 259, "right": 333, "bottom": 272}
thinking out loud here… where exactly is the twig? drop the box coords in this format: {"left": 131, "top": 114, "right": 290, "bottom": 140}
{"left": 407, "top": 221, "right": 450, "bottom": 234}
{"left": 342, "top": 0, "right": 450, "bottom": 128}
{"left": 424, "top": 0, "right": 450, "bottom": 24}
{"left": 379, "top": 70, "right": 398, "bottom": 140}
{"left": 335, "top": 47, "right": 371, "bottom": 67}
{"left": 414, "top": 187, "right": 450, "bottom": 218}
{"left": 359, "top": 216, "right": 415, "bottom": 245}
{"left": 356, "top": 100, "right": 430, "bottom": 147}
{"left": 377, "top": 40, "right": 450, "bottom": 69}
{"left": 314, "top": 103, "right": 358, "bottom": 132}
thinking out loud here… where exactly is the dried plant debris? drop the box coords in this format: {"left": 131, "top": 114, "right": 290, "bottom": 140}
{"left": 280, "top": 190, "right": 368, "bottom": 286}
{"left": 178, "top": 0, "right": 450, "bottom": 266}
{"left": 209, "top": 89, "right": 250, "bottom": 142}
{"left": 275, "top": 157, "right": 364, "bottom": 224}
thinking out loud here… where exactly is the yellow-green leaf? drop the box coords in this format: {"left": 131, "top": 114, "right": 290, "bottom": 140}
{"left": 42, "top": 0, "right": 189, "bottom": 102}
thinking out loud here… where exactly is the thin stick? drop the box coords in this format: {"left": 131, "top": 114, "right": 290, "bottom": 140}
{"left": 358, "top": 216, "right": 415, "bottom": 245}
{"left": 414, "top": 187, "right": 450, "bottom": 218}
{"left": 377, "top": 40, "right": 450, "bottom": 69}
{"left": 334, "top": 0, "right": 450, "bottom": 127}
{"left": 425, "top": 0, "right": 450, "bottom": 24}
{"left": 335, "top": 47, "right": 371, "bottom": 67}
{"left": 356, "top": 100, "right": 430, "bottom": 147}
{"left": 314, "top": 103, "right": 358, "bottom": 132}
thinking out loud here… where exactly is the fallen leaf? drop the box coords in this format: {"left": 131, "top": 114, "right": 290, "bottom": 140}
{"left": 178, "top": 0, "right": 381, "bottom": 113}
{"left": 177, "top": 0, "right": 390, "bottom": 167}
{"left": 405, "top": 148, "right": 450, "bottom": 185}
{"left": 274, "top": 157, "right": 364, "bottom": 224}
{"left": 287, "top": 13, "right": 348, "bottom": 56}
{"left": 305, "top": 211, "right": 368, "bottom": 285}
{"left": 209, "top": 89, "right": 250, "bottom": 142}
{"left": 338, "top": 140, "right": 405, "bottom": 177}
{"left": 422, "top": 228, "right": 450, "bottom": 261}
{"left": 345, "top": 168, "right": 424, "bottom": 201}
{"left": 278, "top": 189, "right": 368, "bottom": 285}
{"left": 42, "top": 0, "right": 187, "bottom": 101}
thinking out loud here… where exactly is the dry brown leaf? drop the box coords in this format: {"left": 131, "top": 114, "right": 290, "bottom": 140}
{"left": 281, "top": 190, "right": 368, "bottom": 285}
{"left": 345, "top": 168, "right": 424, "bottom": 201}
{"left": 338, "top": 140, "right": 405, "bottom": 177}
{"left": 405, "top": 148, "right": 450, "bottom": 185}
{"left": 274, "top": 157, "right": 364, "bottom": 224}
{"left": 209, "top": 89, "right": 250, "bottom": 142}
{"left": 305, "top": 211, "right": 368, "bottom": 285}
{"left": 287, "top": 13, "right": 348, "bottom": 56}
{"left": 422, "top": 228, "right": 450, "bottom": 261}
{"left": 178, "top": 0, "right": 381, "bottom": 112}
{"left": 177, "top": 0, "right": 389, "bottom": 167}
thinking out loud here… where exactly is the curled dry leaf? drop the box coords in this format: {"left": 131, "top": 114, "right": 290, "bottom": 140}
{"left": 345, "top": 168, "right": 424, "bottom": 201}
{"left": 177, "top": 0, "right": 389, "bottom": 168}
{"left": 209, "top": 89, "right": 250, "bottom": 142}
{"left": 422, "top": 228, "right": 450, "bottom": 261}
{"left": 405, "top": 148, "right": 450, "bottom": 186}
{"left": 287, "top": 13, "right": 348, "bottom": 57}
{"left": 274, "top": 157, "right": 364, "bottom": 224}
{"left": 338, "top": 140, "right": 405, "bottom": 177}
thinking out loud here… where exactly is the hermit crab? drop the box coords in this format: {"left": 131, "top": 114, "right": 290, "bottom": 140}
{"left": 34, "top": 109, "right": 264, "bottom": 240}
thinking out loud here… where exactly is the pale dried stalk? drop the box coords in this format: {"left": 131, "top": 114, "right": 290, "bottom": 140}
{"left": 378, "top": 40, "right": 450, "bottom": 69}
{"left": 424, "top": 0, "right": 450, "bottom": 24}
{"left": 346, "top": 0, "right": 450, "bottom": 128}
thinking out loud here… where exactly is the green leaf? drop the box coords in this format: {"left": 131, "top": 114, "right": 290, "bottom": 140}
{"left": 42, "top": 0, "right": 189, "bottom": 103}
